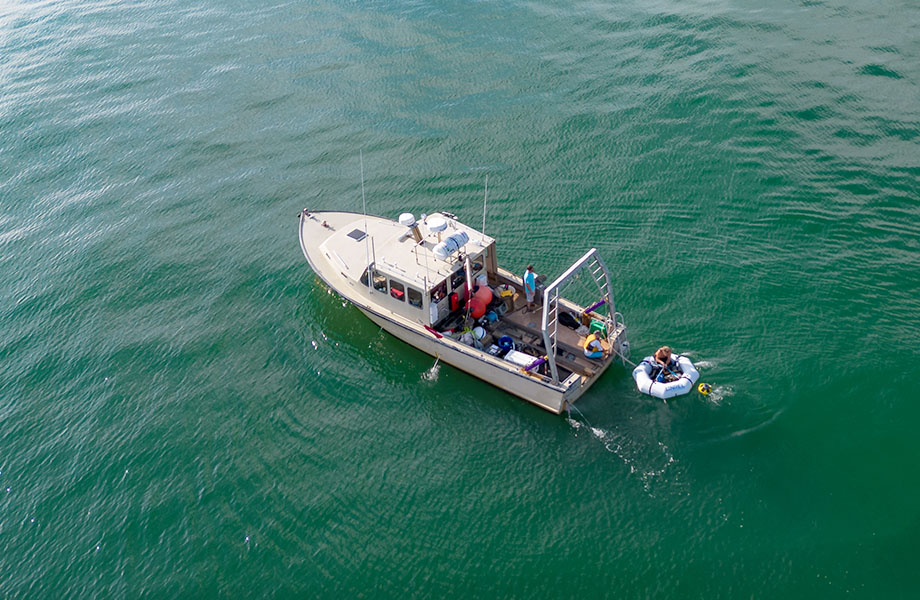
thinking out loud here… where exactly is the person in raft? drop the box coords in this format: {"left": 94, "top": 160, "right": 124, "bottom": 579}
{"left": 583, "top": 330, "right": 606, "bottom": 359}
{"left": 522, "top": 265, "right": 537, "bottom": 313}
{"left": 643, "top": 346, "right": 682, "bottom": 383}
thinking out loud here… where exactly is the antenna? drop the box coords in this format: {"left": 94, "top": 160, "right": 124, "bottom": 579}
{"left": 423, "top": 236, "right": 430, "bottom": 290}
{"left": 361, "top": 150, "right": 372, "bottom": 291}
{"left": 481, "top": 174, "right": 488, "bottom": 242}
{"left": 360, "top": 150, "right": 367, "bottom": 216}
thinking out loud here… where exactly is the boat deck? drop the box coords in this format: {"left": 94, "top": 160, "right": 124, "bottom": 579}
{"left": 437, "top": 270, "right": 622, "bottom": 381}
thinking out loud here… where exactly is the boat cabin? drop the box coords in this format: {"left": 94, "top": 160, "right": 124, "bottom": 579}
{"left": 348, "top": 212, "right": 498, "bottom": 328}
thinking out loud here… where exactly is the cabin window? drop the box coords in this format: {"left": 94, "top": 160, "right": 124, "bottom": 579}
{"left": 407, "top": 287, "right": 423, "bottom": 309}
{"left": 430, "top": 280, "right": 447, "bottom": 304}
{"left": 450, "top": 268, "right": 465, "bottom": 291}
{"left": 373, "top": 272, "right": 387, "bottom": 292}
{"left": 390, "top": 280, "right": 405, "bottom": 301}
{"left": 471, "top": 255, "right": 483, "bottom": 272}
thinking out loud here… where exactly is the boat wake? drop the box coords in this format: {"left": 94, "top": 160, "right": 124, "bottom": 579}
{"left": 703, "top": 384, "right": 733, "bottom": 406}
{"left": 725, "top": 407, "right": 785, "bottom": 440}
{"left": 566, "top": 413, "right": 677, "bottom": 495}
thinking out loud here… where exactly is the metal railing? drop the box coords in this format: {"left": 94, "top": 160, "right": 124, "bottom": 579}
{"left": 540, "top": 248, "right": 615, "bottom": 384}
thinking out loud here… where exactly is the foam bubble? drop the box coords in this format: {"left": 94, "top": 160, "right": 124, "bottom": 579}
{"left": 422, "top": 363, "right": 440, "bottom": 382}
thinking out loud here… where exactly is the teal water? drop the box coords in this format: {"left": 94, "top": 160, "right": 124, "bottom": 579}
{"left": 2, "top": 0, "right": 919, "bottom": 596}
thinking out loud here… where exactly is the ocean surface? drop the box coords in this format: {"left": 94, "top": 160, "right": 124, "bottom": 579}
{"left": 2, "top": 0, "right": 919, "bottom": 597}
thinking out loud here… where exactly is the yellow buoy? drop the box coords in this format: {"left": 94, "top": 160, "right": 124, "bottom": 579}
{"left": 698, "top": 383, "right": 712, "bottom": 395}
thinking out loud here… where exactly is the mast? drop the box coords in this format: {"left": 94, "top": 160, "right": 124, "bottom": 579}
{"left": 361, "top": 150, "right": 372, "bottom": 292}
{"left": 481, "top": 174, "right": 488, "bottom": 242}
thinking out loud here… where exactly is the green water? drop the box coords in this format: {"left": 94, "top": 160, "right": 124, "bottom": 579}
{"left": 2, "top": 0, "right": 919, "bottom": 596}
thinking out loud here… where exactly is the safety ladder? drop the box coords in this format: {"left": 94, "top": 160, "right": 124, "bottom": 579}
{"left": 587, "top": 254, "right": 613, "bottom": 321}
{"left": 540, "top": 248, "right": 615, "bottom": 384}
{"left": 544, "top": 286, "right": 560, "bottom": 380}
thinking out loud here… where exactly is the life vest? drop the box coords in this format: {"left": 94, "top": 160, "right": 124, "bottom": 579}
{"left": 640, "top": 355, "right": 683, "bottom": 383}
{"left": 584, "top": 333, "right": 604, "bottom": 358}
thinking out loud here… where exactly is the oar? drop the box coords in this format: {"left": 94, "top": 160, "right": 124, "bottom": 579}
{"left": 653, "top": 354, "right": 713, "bottom": 395}
{"left": 655, "top": 358, "right": 681, "bottom": 381}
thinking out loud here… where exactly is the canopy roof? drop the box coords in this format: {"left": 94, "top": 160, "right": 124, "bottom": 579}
{"left": 318, "top": 212, "right": 495, "bottom": 291}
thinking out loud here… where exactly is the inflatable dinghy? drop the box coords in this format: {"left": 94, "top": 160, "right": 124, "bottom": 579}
{"left": 633, "top": 354, "right": 700, "bottom": 400}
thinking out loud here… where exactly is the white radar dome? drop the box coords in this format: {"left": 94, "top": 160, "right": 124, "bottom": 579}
{"left": 427, "top": 217, "right": 448, "bottom": 233}
{"left": 398, "top": 213, "right": 416, "bottom": 227}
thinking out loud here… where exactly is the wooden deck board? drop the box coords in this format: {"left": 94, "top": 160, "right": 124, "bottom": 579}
{"left": 498, "top": 305, "right": 608, "bottom": 375}
{"left": 487, "top": 270, "right": 624, "bottom": 377}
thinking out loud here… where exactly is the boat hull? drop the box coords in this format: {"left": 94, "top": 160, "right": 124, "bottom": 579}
{"left": 358, "top": 306, "right": 576, "bottom": 413}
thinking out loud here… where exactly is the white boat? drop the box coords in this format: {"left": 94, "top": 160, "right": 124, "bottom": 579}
{"left": 298, "top": 208, "right": 630, "bottom": 414}
{"left": 632, "top": 355, "right": 700, "bottom": 400}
